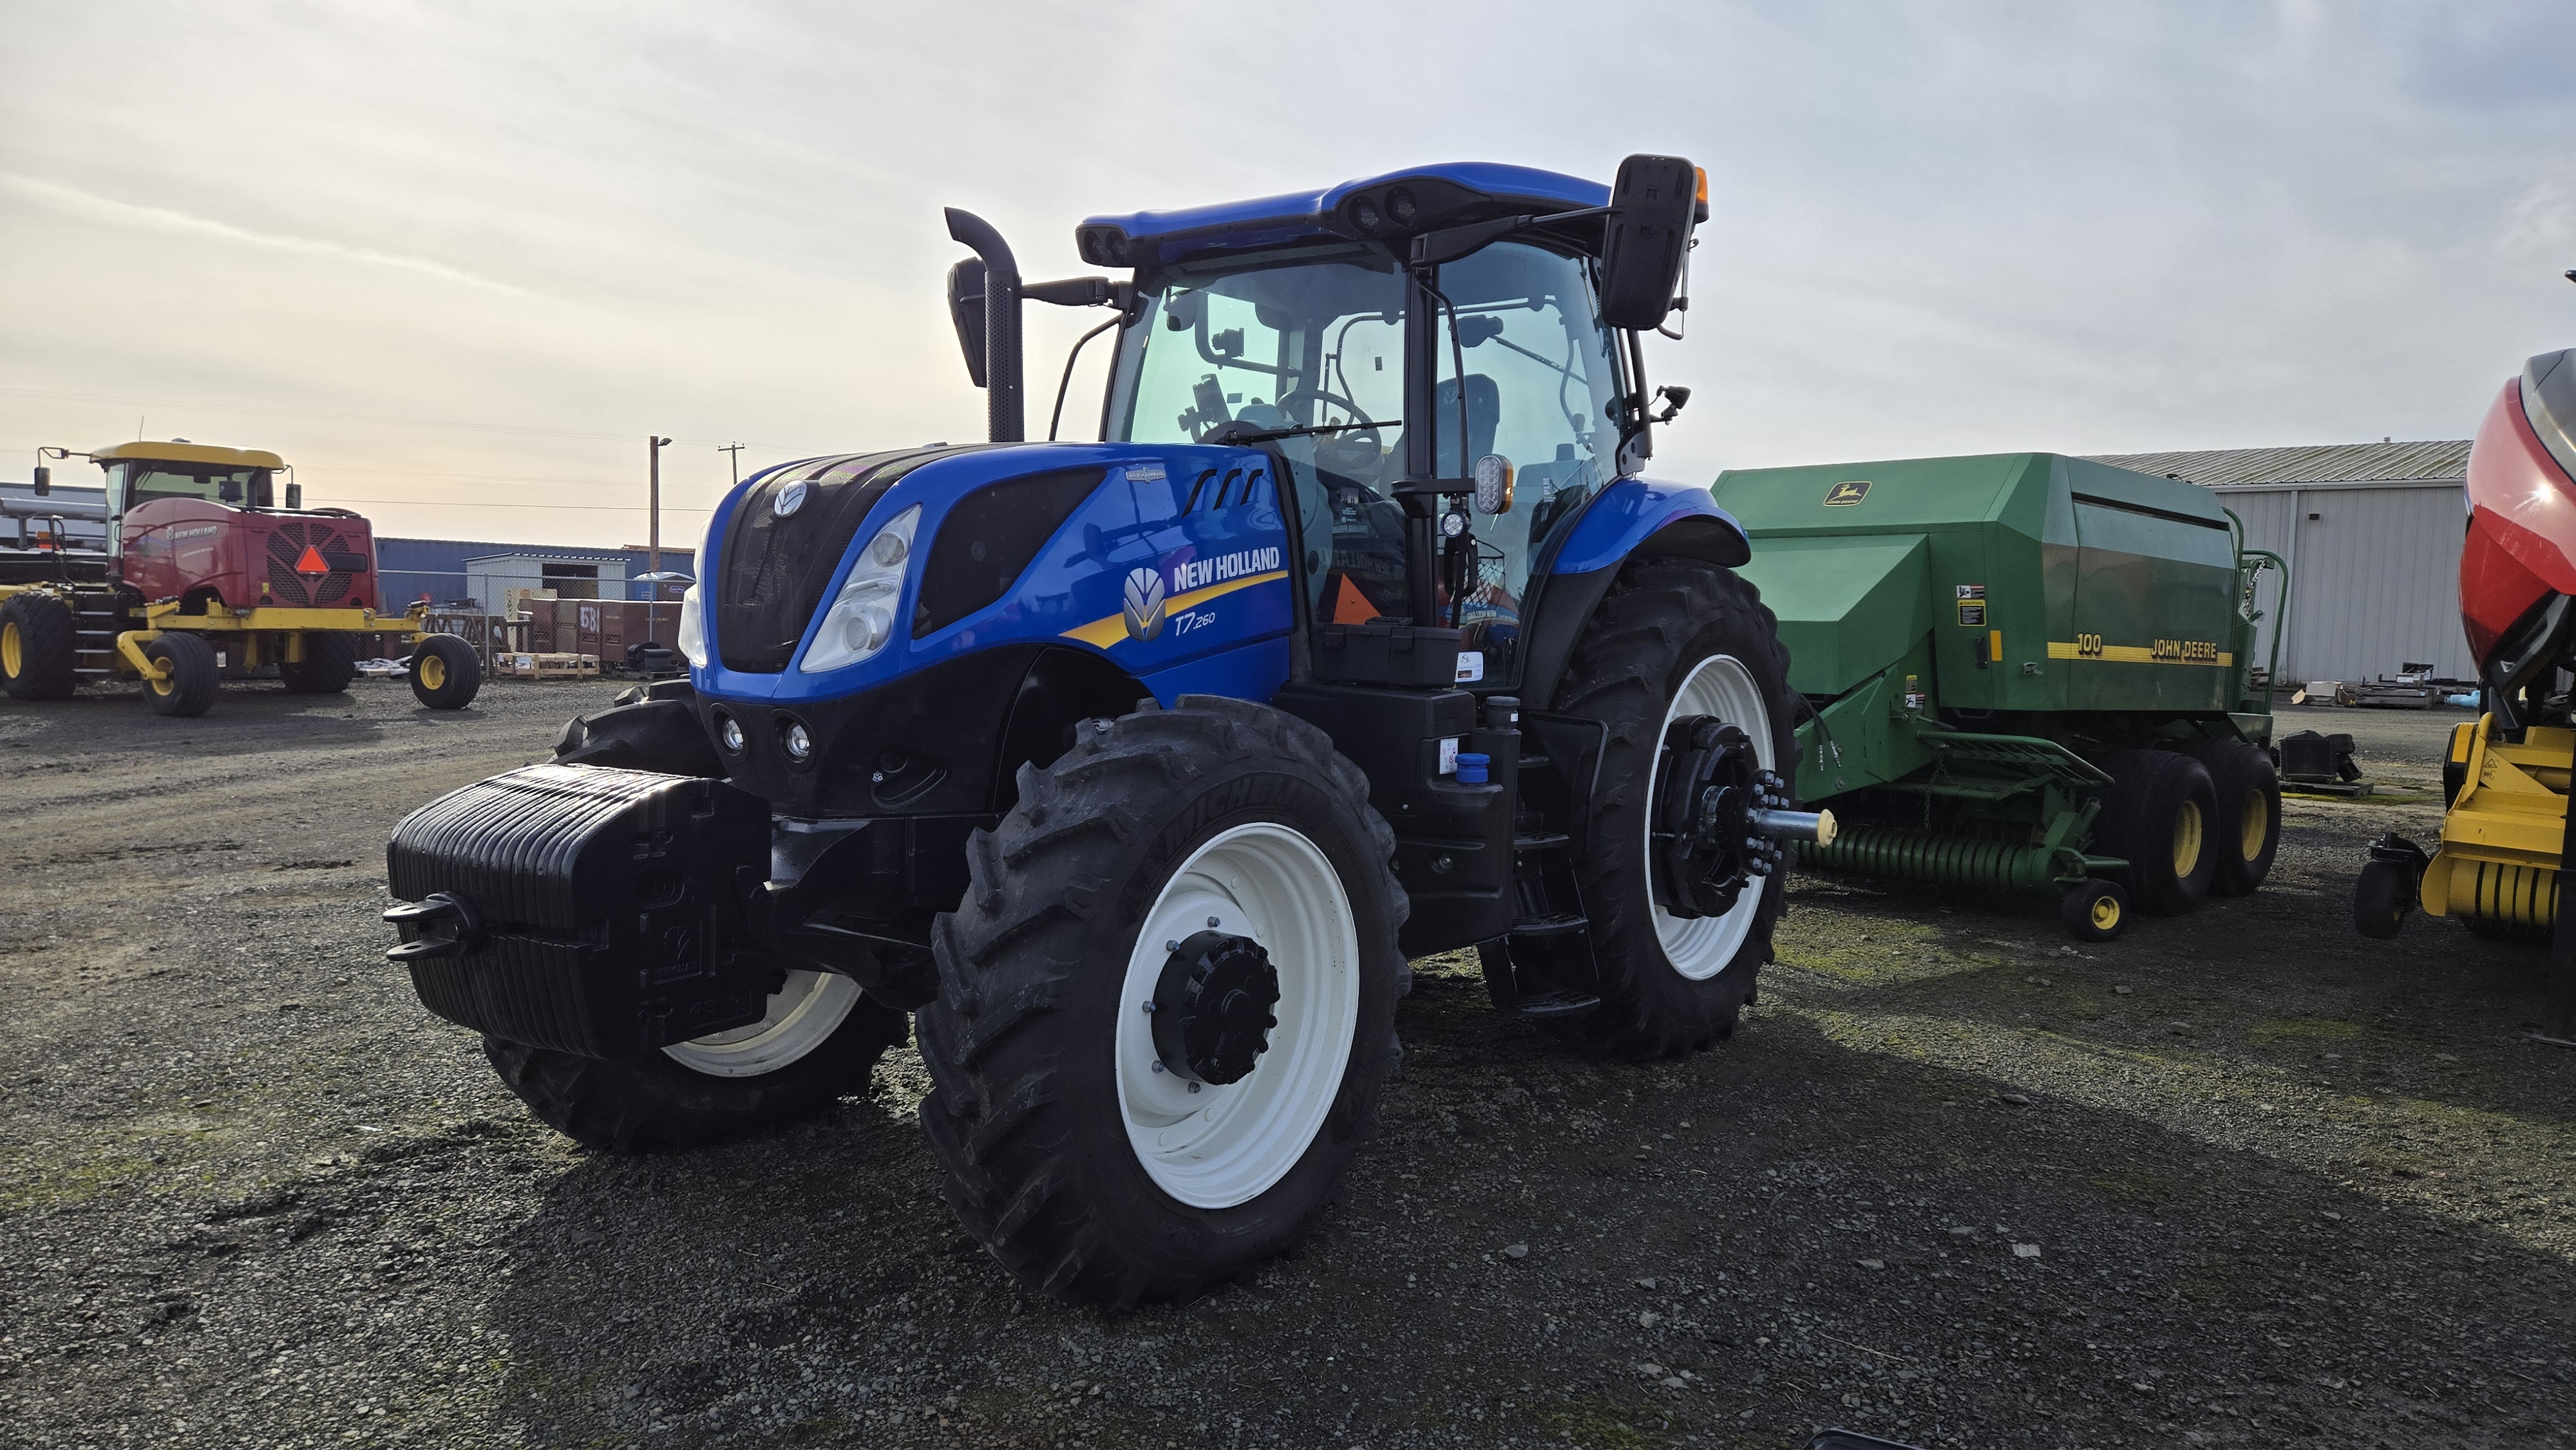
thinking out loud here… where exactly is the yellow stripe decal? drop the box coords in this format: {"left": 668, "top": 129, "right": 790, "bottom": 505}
{"left": 1060, "top": 569, "right": 1289, "bottom": 648}
{"left": 2045, "top": 641, "right": 2233, "bottom": 666}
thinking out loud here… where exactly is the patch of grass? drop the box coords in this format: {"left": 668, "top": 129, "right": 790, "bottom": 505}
{"left": 2249, "top": 1015, "right": 2364, "bottom": 1046}
{"left": 0, "top": 1146, "right": 160, "bottom": 1214}
{"left": 2087, "top": 1167, "right": 2172, "bottom": 1205}
{"left": 1531, "top": 1395, "right": 1672, "bottom": 1449}
{"left": 2178, "top": 1252, "right": 2245, "bottom": 1306}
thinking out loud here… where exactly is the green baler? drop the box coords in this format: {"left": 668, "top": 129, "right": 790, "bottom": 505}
{"left": 1711, "top": 453, "right": 2286, "bottom": 938}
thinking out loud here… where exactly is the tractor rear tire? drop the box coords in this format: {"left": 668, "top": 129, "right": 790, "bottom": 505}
{"left": 916, "top": 696, "right": 1408, "bottom": 1307}
{"left": 482, "top": 975, "right": 911, "bottom": 1153}
{"left": 143, "top": 633, "right": 218, "bottom": 717}
{"left": 0, "top": 592, "right": 77, "bottom": 701}
{"left": 281, "top": 632, "right": 357, "bottom": 694}
{"left": 1521, "top": 557, "right": 1795, "bottom": 1060}
{"left": 410, "top": 634, "right": 482, "bottom": 710}
{"left": 2094, "top": 749, "right": 2220, "bottom": 915}
{"left": 2192, "top": 737, "right": 2280, "bottom": 896}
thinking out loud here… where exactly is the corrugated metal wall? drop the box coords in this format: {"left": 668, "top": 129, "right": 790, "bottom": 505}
{"left": 2219, "top": 483, "right": 2468, "bottom": 685}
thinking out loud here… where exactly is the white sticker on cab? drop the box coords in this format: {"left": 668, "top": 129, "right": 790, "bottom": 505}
{"left": 1455, "top": 650, "right": 1484, "bottom": 683}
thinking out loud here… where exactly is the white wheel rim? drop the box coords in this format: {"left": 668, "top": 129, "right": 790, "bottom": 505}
{"left": 662, "top": 969, "right": 861, "bottom": 1078}
{"left": 1115, "top": 822, "right": 1359, "bottom": 1210}
{"left": 1645, "top": 654, "right": 1774, "bottom": 981}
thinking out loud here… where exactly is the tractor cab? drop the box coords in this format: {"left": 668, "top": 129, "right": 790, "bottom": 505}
{"left": 89, "top": 440, "right": 377, "bottom": 614}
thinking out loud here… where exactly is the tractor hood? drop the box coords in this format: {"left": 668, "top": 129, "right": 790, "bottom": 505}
{"left": 2461, "top": 348, "right": 2576, "bottom": 667}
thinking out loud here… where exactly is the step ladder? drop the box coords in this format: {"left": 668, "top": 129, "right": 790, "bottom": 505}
{"left": 1481, "top": 751, "right": 1604, "bottom": 1020}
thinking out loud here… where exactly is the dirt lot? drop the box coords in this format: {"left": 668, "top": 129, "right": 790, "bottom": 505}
{"left": 2, "top": 681, "right": 2571, "bottom": 1449}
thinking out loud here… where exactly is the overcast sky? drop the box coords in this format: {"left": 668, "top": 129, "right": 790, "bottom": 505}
{"left": 4, "top": 1, "right": 2571, "bottom": 549}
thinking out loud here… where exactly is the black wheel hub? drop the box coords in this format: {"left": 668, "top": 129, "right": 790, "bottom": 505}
{"left": 1150, "top": 930, "right": 1281, "bottom": 1086}
{"left": 1651, "top": 715, "right": 1790, "bottom": 919}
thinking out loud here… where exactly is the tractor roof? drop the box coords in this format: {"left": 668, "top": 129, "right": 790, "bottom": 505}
{"left": 1075, "top": 162, "right": 1607, "bottom": 270}
{"left": 91, "top": 440, "right": 287, "bottom": 469}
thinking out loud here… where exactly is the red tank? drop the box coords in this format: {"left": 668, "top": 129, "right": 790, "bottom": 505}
{"left": 2461, "top": 350, "right": 2576, "bottom": 666}
{"left": 120, "top": 499, "right": 381, "bottom": 614}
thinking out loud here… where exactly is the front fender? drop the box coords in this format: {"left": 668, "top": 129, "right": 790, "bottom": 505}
{"left": 1543, "top": 478, "right": 1749, "bottom": 576}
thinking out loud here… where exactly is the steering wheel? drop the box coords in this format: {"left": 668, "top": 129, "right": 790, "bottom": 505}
{"left": 1279, "top": 386, "right": 1387, "bottom": 482}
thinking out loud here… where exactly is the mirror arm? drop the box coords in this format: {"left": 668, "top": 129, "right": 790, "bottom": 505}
{"left": 1409, "top": 204, "right": 1611, "bottom": 268}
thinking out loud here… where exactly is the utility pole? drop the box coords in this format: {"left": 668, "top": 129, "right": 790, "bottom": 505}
{"left": 719, "top": 442, "right": 744, "bottom": 487}
{"left": 648, "top": 435, "right": 673, "bottom": 578}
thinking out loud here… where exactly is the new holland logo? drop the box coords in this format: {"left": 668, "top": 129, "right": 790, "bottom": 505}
{"left": 1823, "top": 479, "right": 1871, "bottom": 507}
{"left": 773, "top": 480, "right": 809, "bottom": 517}
{"left": 1122, "top": 567, "right": 1166, "bottom": 641}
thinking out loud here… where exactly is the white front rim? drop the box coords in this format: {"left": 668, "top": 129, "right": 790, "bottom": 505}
{"left": 1115, "top": 822, "right": 1360, "bottom": 1210}
{"left": 1646, "top": 654, "right": 1774, "bottom": 981}
{"left": 663, "top": 969, "right": 862, "bottom": 1078}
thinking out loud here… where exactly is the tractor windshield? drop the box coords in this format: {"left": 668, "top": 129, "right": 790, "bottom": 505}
{"left": 1105, "top": 239, "right": 1624, "bottom": 689}
{"left": 106, "top": 460, "right": 274, "bottom": 510}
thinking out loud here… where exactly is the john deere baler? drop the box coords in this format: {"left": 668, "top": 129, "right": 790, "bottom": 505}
{"left": 1711, "top": 453, "right": 2284, "bottom": 938}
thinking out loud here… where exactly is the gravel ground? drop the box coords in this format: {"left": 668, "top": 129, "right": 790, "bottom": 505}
{"left": 1, "top": 681, "right": 2571, "bottom": 1449}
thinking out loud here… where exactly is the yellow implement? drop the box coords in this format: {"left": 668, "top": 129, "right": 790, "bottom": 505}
{"left": 2416, "top": 716, "right": 2570, "bottom": 928}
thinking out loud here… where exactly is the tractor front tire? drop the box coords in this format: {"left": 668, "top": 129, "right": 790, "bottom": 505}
{"left": 483, "top": 974, "right": 911, "bottom": 1153}
{"left": 0, "top": 592, "right": 77, "bottom": 701}
{"left": 410, "top": 634, "right": 482, "bottom": 710}
{"left": 2095, "top": 749, "right": 2220, "bottom": 915}
{"left": 1524, "top": 557, "right": 1796, "bottom": 1060}
{"left": 2192, "top": 737, "right": 2281, "bottom": 896}
{"left": 280, "top": 633, "right": 357, "bottom": 694}
{"left": 143, "top": 633, "right": 218, "bottom": 717}
{"left": 916, "top": 696, "right": 1408, "bottom": 1307}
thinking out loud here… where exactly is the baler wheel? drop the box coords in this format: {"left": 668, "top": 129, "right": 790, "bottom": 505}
{"left": 2353, "top": 859, "right": 2414, "bottom": 940}
{"left": 409, "top": 634, "right": 482, "bottom": 710}
{"left": 2060, "top": 880, "right": 2131, "bottom": 941}
{"left": 0, "top": 592, "right": 77, "bottom": 701}
{"left": 481, "top": 983, "right": 913, "bottom": 1153}
{"left": 2191, "top": 738, "right": 2281, "bottom": 896}
{"left": 916, "top": 696, "right": 1408, "bottom": 1307}
{"left": 1521, "top": 558, "right": 1795, "bottom": 1060}
{"left": 279, "top": 632, "right": 357, "bottom": 694}
{"left": 2094, "top": 749, "right": 2219, "bottom": 916}
{"left": 142, "top": 632, "right": 217, "bottom": 718}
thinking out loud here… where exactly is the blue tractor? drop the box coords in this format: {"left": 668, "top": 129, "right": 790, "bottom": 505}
{"left": 383, "top": 155, "right": 1829, "bottom": 1305}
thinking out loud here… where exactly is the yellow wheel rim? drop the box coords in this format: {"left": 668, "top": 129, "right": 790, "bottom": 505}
{"left": 148, "top": 659, "right": 175, "bottom": 695}
{"left": 2239, "top": 793, "right": 2268, "bottom": 860}
{"left": 2091, "top": 894, "right": 2121, "bottom": 931}
{"left": 1, "top": 620, "right": 19, "bottom": 679}
{"left": 418, "top": 654, "right": 446, "bottom": 690}
{"left": 2173, "top": 800, "right": 2204, "bottom": 876}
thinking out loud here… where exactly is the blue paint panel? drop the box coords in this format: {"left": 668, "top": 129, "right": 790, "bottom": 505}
{"left": 694, "top": 442, "right": 1295, "bottom": 710}
{"left": 1542, "top": 478, "right": 1747, "bottom": 576}
{"left": 1141, "top": 634, "right": 1292, "bottom": 708}
{"left": 1081, "top": 162, "right": 1605, "bottom": 264}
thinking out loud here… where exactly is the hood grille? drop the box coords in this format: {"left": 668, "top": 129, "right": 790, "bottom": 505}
{"left": 265, "top": 520, "right": 367, "bottom": 607}
{"left": 715, "top": 447, "right": 970, "bottom": 673}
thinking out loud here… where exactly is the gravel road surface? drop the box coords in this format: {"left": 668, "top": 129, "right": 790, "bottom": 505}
{"left": 2, "top": 681, "right": 2570, "bottom": 1448}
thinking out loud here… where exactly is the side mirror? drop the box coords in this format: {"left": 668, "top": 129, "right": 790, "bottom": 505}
{"left": 947, "top": 258, "right": 989, "bottom": 388}
{"left": 1473, "top": 454, "right": 1515, "bottom": 515}
{"left": 30, "top": 464, "right": 48, "bottom": 496}
{"left": 1598, "top": 154, "right": 1699, "bottom": 330}
{"left": 285, "top": 482, "right": 303, "bottom": 510}
{"left": 1164, "top": 290, "right": 1205, "bottom": 333}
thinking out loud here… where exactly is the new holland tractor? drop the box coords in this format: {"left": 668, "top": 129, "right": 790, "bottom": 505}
{"left": 2355, "top": 343, "right": 2576, "bottom": 1045}
{"left": 382, "top": 156, "right": 1831, "bottom": 1304}
{"left": 0, "top": 439, "right": 482, "bottom": 715}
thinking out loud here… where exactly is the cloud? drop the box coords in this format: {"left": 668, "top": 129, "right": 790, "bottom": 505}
{"left": 0, "top": 173, "right": 536, "bottom": 300}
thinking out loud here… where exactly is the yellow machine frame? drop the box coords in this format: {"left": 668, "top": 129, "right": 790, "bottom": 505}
{"left": 0, "top": 583, "right": 428, "bottom": 686}
{"left": 2418, "top": 715, "right": 2570, "bottom": 928}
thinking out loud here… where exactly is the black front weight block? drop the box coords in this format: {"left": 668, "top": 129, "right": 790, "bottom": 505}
{"left": 384, "top": 764, "right": 771, "bottom": 1059}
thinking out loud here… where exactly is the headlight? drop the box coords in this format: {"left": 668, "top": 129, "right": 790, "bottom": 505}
{"left": 800, "top": 504, "right": 922, "bottom": 673}
{"left": 674, "top": 582, "right": 707, "bottom": 666}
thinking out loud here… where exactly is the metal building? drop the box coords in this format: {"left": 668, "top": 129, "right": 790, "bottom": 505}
{"left": 2086, "top": 441, "right": 2472, "bottom": 688}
